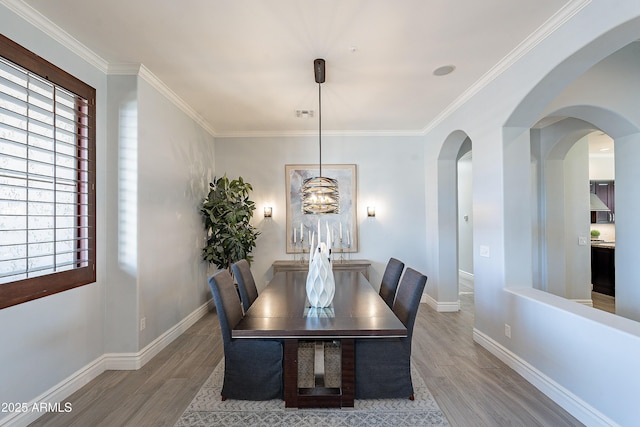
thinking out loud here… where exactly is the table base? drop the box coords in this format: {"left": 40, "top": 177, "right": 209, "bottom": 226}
{"left": 283, "top": 338, "right": 354, "bottom": 408}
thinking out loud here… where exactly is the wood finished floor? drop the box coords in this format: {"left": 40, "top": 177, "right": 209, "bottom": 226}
{"left": 31, "top": 285, "right": 583, "bottom": 427}
{"left": 592, "top": 291, "right": 615, "bottom": 314}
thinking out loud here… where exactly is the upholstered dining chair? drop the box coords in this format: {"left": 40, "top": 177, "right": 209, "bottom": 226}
{"left": 208, "top": 269, "right": 283, "bottom": 400}
{"left": 355, "top": 267, "right": 427, "bottom": 399}
{"left": 379, "top": 258, "right": 405, "bottom": 308}
{"left": 231, "top": 259, "right": 258, "bottom": 313}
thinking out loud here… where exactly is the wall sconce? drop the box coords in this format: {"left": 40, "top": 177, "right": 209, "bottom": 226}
{"left": 367, "top": 206, "right": 376, "bottom": 217}
{"left": 263, "top": 207, "right": 273, "bottom": 218}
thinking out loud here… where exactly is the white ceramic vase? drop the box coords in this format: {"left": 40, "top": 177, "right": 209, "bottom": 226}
{"left": 306, "top": 249, "right": 335, "bottom": 308}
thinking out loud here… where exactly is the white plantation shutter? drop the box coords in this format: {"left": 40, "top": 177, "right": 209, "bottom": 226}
{"left": 0, "top": 35, "right": 95, "bottom": 308}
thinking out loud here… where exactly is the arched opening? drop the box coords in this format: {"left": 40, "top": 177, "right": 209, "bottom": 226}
{"left": 531, "top": 107, "right": 639, "bottom": 321}
{"left": 436, "top": 131, "right": 472, "bottom": 312}
{"left": 457, "top": 145, "right": 474, "bottom": 309}
{"left": 517, "top": 40, "right": 640, "bottom": 322}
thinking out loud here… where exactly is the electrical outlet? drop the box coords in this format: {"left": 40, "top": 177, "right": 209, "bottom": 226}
{"left": 140, "top": 317, "right": 146, "bottom": 331}
{"left": 504, "top": 323, "right": 511, "bottom": 339}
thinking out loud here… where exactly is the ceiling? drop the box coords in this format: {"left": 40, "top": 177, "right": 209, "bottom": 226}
{"left": 18, "top": 0, "right": 574, "bottom": 136}
{"left": 588, "top": 132, "right": 614, "bottom": 155}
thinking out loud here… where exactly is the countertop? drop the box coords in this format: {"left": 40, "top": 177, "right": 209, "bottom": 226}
{"left": 591, "top": 240, "right": 615, "bottom": 249}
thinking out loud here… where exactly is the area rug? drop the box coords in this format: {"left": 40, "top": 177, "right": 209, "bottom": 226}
{"left": 175, "top": 343, "right": 449, "bottom": 427}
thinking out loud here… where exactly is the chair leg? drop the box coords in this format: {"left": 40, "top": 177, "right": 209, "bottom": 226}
{"left": 409, "top": 394, "right": 414, "bottom": 401}
{"left": 221, "top": 396, "right": 227, "bottom": 401}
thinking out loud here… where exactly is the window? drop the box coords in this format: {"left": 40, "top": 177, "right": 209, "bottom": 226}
{"left": 0, "top": 35, "right": 96, "bottom": 309}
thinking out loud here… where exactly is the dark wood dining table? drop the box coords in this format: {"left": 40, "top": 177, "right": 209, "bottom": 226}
{"left": 232, "top": 270, "right": 407, "bottom": 408}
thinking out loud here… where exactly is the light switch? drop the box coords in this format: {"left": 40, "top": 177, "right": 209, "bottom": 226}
{"left": 578, "top": 236, "right": 589, "bottom": 246}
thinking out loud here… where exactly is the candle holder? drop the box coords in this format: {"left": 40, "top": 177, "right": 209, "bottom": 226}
{"left": 337, "top": 237, "right": 346, "bottom": 263}
{"left": 296, "top": 237, "right": 306, "bottom": 264}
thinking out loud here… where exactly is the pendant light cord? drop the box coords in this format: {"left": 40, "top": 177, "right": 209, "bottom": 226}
{"left": 318, "top": 82, "right": 322, "bottom": 178}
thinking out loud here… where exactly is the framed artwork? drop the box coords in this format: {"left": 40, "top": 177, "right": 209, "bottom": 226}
{"left": 285, "top": 164, "right": 358, "bottom": 253}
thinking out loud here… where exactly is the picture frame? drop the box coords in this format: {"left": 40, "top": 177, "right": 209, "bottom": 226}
{"left": 285, "top": 164, "right": 358, "bottom": 253}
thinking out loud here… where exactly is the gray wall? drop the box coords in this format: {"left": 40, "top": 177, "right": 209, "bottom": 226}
{"left": 0, "top": 3, "right": 108, "bottom": 409}
{"left": 423, "top": 6, "right": 640, "bottom": 425}
{"left": 0, "top": 5, "right": 215, "bottom": 423}
{"left": 457, "top": 154, "right": 473, "bottom": 275}
{"left": 213, "top": 135, "right": 427, "bottom": 290}
{"left": 137, "top": 76, "right": 214, "bottom": 349}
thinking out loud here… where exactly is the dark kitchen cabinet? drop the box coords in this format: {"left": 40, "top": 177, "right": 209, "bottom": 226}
{"left": 590, "top": 180, "right": 614, "bottom": 223}
{"left": 591, "top": 245, "right": 615, "bottom": 296}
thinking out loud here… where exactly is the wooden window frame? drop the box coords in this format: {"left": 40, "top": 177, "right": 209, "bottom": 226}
{"left": 0, "top": 34, "right": 96, "bottom": 309}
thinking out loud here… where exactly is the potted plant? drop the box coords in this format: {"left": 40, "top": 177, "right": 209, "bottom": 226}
{"left": 201, "top": 175, "right": 260, "bottom": 273}
{"left": 590, "top": 229, "right": 601, "bottom": 240}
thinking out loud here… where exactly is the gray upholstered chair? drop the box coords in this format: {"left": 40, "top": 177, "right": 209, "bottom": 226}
{"left": 379, "top": 257, "right": 405, "bottom": 308}
{"left": 208, "top": 269, "right": 283, "bottom": 400}
{"left": 355, "top": 267, "right": 427, "bottom": 399}
{"left": 231, "top": 259, "right": 258, "bottom": 313}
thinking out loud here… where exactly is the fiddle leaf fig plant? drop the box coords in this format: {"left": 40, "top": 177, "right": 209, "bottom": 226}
{"left": 201, "top": 175, "right": 259, "bottom": 272}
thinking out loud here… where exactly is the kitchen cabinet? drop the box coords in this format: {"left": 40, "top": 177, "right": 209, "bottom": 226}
{"left": 590, "top": 180, "right": 615, "bottom": 223}
{"left": 591, "top": 245, "right": 615, "bottom": 296}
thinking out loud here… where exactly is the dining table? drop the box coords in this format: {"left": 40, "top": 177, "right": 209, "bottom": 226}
{"left": 232, "top": 270, "right": 407, "bottom": 408}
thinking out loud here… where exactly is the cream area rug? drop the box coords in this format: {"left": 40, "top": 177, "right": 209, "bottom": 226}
{"left": 175, "top": 343, "right": 449, "bottom": 427}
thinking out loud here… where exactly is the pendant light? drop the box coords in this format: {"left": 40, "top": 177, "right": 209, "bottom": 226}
{"left": 301, "top": 58, "right": 340, "bottom": 214}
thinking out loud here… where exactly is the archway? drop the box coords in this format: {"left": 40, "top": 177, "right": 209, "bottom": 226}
{"left": 507, "top": 38, "right": 640, "bottom": 321}
{"left": 532, "top": 106, "right": 640, "bottom": 320}
{"left": 435, "top": 131, "right": 472, "bottom": 311}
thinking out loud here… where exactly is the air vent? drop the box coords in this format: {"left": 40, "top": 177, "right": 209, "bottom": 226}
{"left": 296, "top": 110, "right": 314, "bottom": 118}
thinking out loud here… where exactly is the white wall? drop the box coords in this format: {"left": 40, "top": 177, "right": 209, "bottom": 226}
{"left": 0, "top": 6, "right": 216, "bottom": 425}
{"left": 105, "top": 73, "right": 216, "bottom": 354}
{"left": 0, "top": 2, "right": 108, "bottom": 417}
{"left": 589, "top": 155, "right": 615, "bottom": 181}
{"left": 424, "top": 4, "right": 640, "bottom": 425}
{"left": 562, "top": 139, "right": 591, "bottom": 301}
{"left": 213, "top": 135, "right": 427, "bottom": 290}
{"left": 105, "top": 74, "right": 139, "bottom": 353}
{"left": 457, "top": 154, "right": 473, "bottom": 275}
{"left": 137, "top": 76, "right": 215, "bottom": 348}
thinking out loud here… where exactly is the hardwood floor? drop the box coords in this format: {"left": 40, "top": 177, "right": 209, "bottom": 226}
{"left": 592, "top": 291, "right": 615, "bottom": 314}
{"left": 30, "top": 287, "right": 582, "bottom": 427}
{"left": 30, "top": 316, "right": 223, "bottom": 427}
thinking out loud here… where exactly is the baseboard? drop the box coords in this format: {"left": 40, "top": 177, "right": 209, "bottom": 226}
{"left": 458, "top": 270, "right": 474, "bottom": 282}
{"left": 421, "top": 292, "right": 460, "bottom": 312}
{"left": 0, "top": 355, "right": 106, "bottom": 427}
{"left": 105, "top": 300, "right": 213, "bottom": 370}
{"left": 0, "top": 300, "right": 212, "bottom": 427}
{"left": 472, "top": 328, "right": 616, "bottom": 427}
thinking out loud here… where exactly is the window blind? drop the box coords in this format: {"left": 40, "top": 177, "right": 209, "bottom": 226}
{"left": 0, "top": 56, "right": 92, "bottom": 285}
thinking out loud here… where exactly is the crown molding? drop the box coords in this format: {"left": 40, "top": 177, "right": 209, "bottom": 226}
{"left": 106, "top": 63, "right": 219, "bottom": 137}
{"left": 1, "top": 1, "right": 217, "bottom": 137}
{"left": 215, "top": 128, "right": 425, "bottom": 138}
{"left": 106, "top": 63, "right": 142, "bottom": 75}
{"left": 136, "top": 64, "right": 218, "bottom": 137}
{"left": 1, "top": 0, "right": 109, "bottom": 72}
{"left": 2, "top": 0, "right": 592, "bottom": 139}
{"left": 421, "top": 0, "right": 592, "bottom": 135}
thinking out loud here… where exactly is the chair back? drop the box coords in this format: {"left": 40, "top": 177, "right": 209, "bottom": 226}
{"left": 392, "top": 268, "right": 427, "bottom": 340}
{"left": 208, "top": 270, "right": 244, "bottom": 347}
{"left": 379, "top": 258, "right": 405, "bottom": 308}
{"left": 231, "top": 259, "right": 258, "bottom": 312}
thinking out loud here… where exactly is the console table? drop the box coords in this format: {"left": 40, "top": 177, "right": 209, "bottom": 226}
{"left": 272, "top": 259, "right": 371, "bottom": 280}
